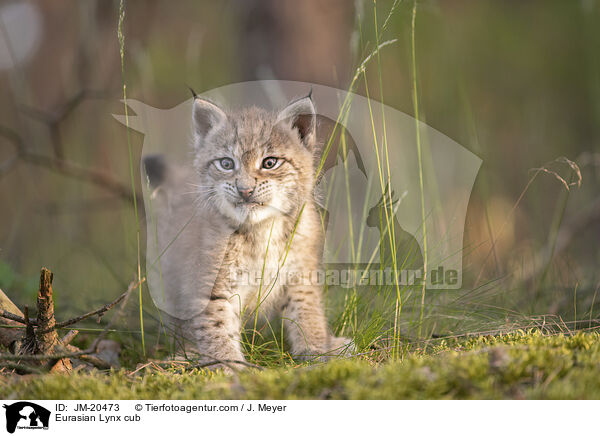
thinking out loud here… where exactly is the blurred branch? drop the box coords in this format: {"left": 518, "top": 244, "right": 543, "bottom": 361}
{"left": 0, "top": 124, "right": 141, "bottom": 205}
{"left": 19, "top": 89, "right": 107, "bottom": 158}
{"left": 21, "top": 152, "right": 141, "bottom": 204}
{"left": 19, "top": 89, "right": 105, "bottom": 125}
{"left": 0, "top": 155, "right": 18, "bottom": 179}
{"left": 0, "top": 125, "right": 23, "bottom": 181}
{"left": 0, "top": 4, "right": 135, "bottom": 208}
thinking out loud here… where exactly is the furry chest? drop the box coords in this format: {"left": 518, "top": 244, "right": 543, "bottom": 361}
{"left": 229, "top": 238, "right": 290, "bottom": 311}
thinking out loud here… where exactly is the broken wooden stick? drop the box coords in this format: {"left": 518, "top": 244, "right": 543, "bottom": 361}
{"left": 61, "top": 329, "right": 79, "bottom": 345}
{"left": 36, "top": 268, "right": 58, "bottom": 354}
{"left": 0, "top": 268, "right": 142, "bottom": 374}
{"left": 35, "top": 268, "right": 72, "bottom": 372}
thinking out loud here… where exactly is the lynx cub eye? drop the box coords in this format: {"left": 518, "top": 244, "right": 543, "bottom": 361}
{"left": 261, "top": 157, "right": 282, "bottom": 170}
{"left": 215, "top": 157, "right": 235, "bottom": 171}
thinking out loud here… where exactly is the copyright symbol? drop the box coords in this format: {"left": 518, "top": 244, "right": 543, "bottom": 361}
{"left": 135, "top": 404, "right": 143, "bottom": 411}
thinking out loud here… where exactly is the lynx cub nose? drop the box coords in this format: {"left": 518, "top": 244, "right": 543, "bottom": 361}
{"left": 237, "top": 185, "right": 254, "bottom": 201}
{"left": 236, "top": 178, "right": 256, "bottom": 201}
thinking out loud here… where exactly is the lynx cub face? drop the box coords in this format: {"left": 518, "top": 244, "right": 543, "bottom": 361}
{"left": 192, "top": 97, "right": 316, "bottom": 229}
{"left": 150, "top": 95, "right": 353, "bottom": 371}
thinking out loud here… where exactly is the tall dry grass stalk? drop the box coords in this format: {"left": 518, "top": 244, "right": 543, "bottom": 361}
{"left": 118, "top": 0, "right": 145, "bottom": 356}
{"left": 410, "top": 0, "right": 428, "bottom": 339}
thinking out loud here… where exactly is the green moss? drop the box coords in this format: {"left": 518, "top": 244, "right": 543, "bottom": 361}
{"left": 2, "top": 332, "right": 599, "bottom": 399}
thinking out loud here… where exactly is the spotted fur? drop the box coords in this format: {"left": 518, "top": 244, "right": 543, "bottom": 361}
{"left": 156, "top": 96, "right": 352, "bottom": 370}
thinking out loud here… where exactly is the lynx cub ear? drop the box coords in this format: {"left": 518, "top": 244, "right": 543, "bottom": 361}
{"left": 276, "top": 96, "right": 316, "bottom": 149}
{"left": 192, "top": 97, "right": 227, "bottom": 145}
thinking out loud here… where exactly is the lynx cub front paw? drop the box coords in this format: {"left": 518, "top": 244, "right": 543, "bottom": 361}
{"left": 328, "top": 336, "right": 355, "bottom": 357}
{"left": 295, "top": 336, "right": 355, "bottom": 362}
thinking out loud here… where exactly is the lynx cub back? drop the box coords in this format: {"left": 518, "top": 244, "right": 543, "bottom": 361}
{"left": 147, "top": 95, "right": 352, "bottom": 369}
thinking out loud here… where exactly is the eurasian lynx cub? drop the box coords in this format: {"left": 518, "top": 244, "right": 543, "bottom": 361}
{"left": 150, "top": 95, "right": 352, "bottom": 369}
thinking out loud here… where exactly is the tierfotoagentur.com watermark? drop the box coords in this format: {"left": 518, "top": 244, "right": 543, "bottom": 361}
{"left": 113, "top": 80, "right": 481, "bottom": 320}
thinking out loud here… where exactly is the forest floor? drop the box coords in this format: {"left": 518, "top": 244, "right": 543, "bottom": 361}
{"left": 2, "top": 331, "right": 599, "bottom": 399}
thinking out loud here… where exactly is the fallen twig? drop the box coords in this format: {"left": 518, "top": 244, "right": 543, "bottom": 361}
{"left": 0, "top": 349, "right": 90, "bottom": 362}
{"left": 0, "top": 361, "right": 44, "bottom": 375}
{"left": 0, "top": 310, "right": 34, "bottom": 326}
{"left": 36, "top": 278, "right": 145, "bottom": 335}
{"left": 61, "top": 330, "right": 79, "bottom": 346}
{"left": 0, "top": 269, "right": 143, "bottom": 374}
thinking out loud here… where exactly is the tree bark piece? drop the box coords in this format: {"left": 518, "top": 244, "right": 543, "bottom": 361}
{"left": 35, "top": 268, "right": 59, "bottom": 354}
{"left": 34, "top": 268, "right": 71, "bottom": 372}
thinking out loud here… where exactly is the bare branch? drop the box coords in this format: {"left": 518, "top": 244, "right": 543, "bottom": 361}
{"left": 0, "top": 361, "right": 44, "bottom": 374}
{"left": 0, "top": 155, "right": 18, "bottom": 179}
{"left": 0, "top": 310, "right": 34, "bottom": 325}
{"left": 36, "top": 277, "right": 145, "bottom": 334}
{"left": 20, "top": 152, "right": 142, "bottom": 204}
{"left": 0, "top": 348, "right": 90, "bottom": 362}
{"left": 0, "top": 124, "right": 142, "bottom": 205}
{"left": 19, "top": 89, "right": 108, "bottom": 158}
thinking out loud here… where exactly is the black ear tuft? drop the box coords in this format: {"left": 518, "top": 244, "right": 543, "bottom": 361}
{"left": 143, "top": 154, "right": 167, "bottom": 188}
{"left": 188, "top": 86, "right": 198, "bottom": 99}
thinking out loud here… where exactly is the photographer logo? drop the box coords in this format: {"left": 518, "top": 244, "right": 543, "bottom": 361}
{"left": 3, "top": 402, "right": 50, "bottom": 433}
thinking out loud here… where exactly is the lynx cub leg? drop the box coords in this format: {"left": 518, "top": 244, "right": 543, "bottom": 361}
{"left": 172, "top": 296, "right": 247, "bottom": 371}
{"left": 282, "top": 285, "right": 353, "bottom": 360}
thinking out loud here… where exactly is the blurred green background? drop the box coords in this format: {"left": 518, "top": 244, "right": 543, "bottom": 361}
{"left": 0, "top": 0, "right": 598, "bottom": 355}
